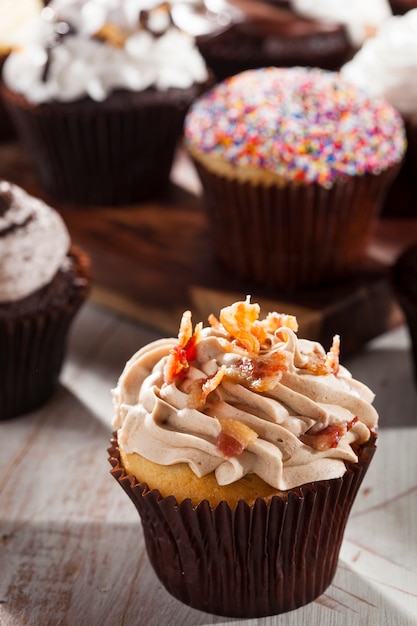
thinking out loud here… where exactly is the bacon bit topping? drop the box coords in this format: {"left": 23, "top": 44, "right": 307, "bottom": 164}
{"left": 93, "top": 23, "right": 128, "bottom": 47}
{"left": 164, "top": 311, "right": 201, "bottom": 384}
{"left": 305, "top": 334, "right": 340, "bottom": 376}
{"left": 226, "top": 352, "right": 289, "bottom": 392}
{"left": 216, "top": 418, "right": 258, "bottom": 458}
{"left": 219, "top": 298, "right": 262, "bottom": 353}
{"left": 187, "top": 365, "right": 226, "bottom": 410}
{"left": 300, "top": 417, "right": 358, "bottom": 451}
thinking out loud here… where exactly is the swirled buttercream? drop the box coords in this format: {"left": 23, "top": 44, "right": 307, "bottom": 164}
{"left": 291, "top": 0, "right": 392, "bottom": 47}
{"left": 113, "top": 298, "right": 378, "bottom": 491}
{"left": 0, "top": 180, "right": 70, "bottom": 302}
{"left": 341, "top": 9, "right": 417, "bottom": 116}
{"left": 2, "top": 0, "right": 208, "bottom": 104}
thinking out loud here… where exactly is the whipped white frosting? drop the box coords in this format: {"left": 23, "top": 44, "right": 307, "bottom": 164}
{"left": 113, "top": 300, "right": 378, "bottom": 491}
{"left": 341, "top": 10, "right": 417, "bottom": 116}
{"left": 291, "top": 0, "right": 392, "bottom": 47}
{"left": 0, "top": 181, "right": 70, "bottom": 302}
{"left": 0, "top": 0, "right": 43, "bottom": 51}
{"left": 3, "top": 0, "right": 208, "bottom": 104}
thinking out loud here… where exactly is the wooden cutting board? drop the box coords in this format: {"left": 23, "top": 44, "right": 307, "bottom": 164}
{"left": 1, "top": 141, "right": 416, "bottom": 355}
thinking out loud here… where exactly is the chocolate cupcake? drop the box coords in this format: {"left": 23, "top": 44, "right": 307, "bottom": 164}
{"left": 109, "top": 298, "right": 378, "bottom": 618}
{"left": 184, "top": 67, "right": 406, "bottom": 291}
{"left": 0, "top": 180, "right": 90, "bottom": 419}
{"left": 391, "top": 243, "right": 417, "bottom": 385}
{"left": 179, "top": 0, "right": 392, "bottom": 82}
{"left": 1, "top": 0, "right": 210, "bottom": 206}
{"left": 192, "top": 0, "right": 353, "bottom": 81}
{"left": 342, "top": 9, "right": 417, "bottom": 218}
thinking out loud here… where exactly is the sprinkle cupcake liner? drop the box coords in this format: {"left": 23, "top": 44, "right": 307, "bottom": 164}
{"left": 0, "top": 246, "right": 90, "bottom": 420}
{"left": 1, "top": 84, "right": 206, "bottom": 207}
{"left": 108, "top": 433, "right": 377, "bottom": 618}
{"left": 194, "top": 163, "right": 400, "bottom": 291}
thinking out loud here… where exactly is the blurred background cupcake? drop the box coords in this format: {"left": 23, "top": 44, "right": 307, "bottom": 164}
{"left": 184, "top": 0, "right": 392, "bottom": 82}
{"left": 0, "top": 0, "right": 43, "bottom": 141}
{"left": 341, "top": 9, "right": 417, "bottom": 218}
{"left": 1, "top": 0, "right": 210, "bottom": 206}
{"left": 0, "top": 180, "right": 90, "bottom": 420}
{"left": 184, "top": 66, "right": 406, "bottom": 291}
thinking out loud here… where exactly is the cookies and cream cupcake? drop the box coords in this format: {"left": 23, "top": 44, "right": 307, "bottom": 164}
{"left": 184, "top": 66, "right": 406, "bottom": 290}
{"left": 0, "top": 180, "right": 90, "bottom": 419}
{"left": 1, "top": 0, "right": 210, "bottom": 206}
{"left": 109, "top": 297, "right": 378, "bottom": 617}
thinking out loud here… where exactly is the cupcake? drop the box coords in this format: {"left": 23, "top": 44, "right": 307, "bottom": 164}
{"left": 109, "top": 297, "right": 378, "bottom": 618}
{"left": 184, "top": 66, "right": 406, "bottom": 291}
{"left": 0, "top": 180, "right": 90, "bottom": 420}
{"left": 188, "top": 0, "right": 353, "bottom": 82}
{"left": 341, "top": 10, "right": 417, "bottom": 218}
{"left": 391, "top": 242, "right": 417, "bottom": 385}
{"left": 0, "top": 0, "right": 43, "bottom": 140}
{"left": 184, "top": 0, "right": 392, "bottom": 82}
{"left": 0, "top": 0, "right": 210, "bottom": 206}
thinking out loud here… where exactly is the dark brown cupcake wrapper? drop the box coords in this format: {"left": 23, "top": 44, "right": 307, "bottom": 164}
{"left": 1, "top": 83, "right": 207, "bottom": 206}
{"left": 193, "top": 162, "right": 400, "bottom": 291}
{"left": 0, "top": 246, "right": 90, "bottom": 420}
{"left": 108, "top": 432, "right": 377, "bottom": 618}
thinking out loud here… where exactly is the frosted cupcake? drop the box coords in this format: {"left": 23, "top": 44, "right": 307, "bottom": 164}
{"left": 184, "top": 67, "right": 406, "bottom": 290}
{"left": 0, "top": 180, "right": 90, "bottom": 419}
{"left": 190, "top": 0, "right": 353, "bottom": 81}
{"left": 342, "top": 10, "right": 417, "bottom": 217}
{"left": 1, "top": 0, "right": 209, "bottom": 206}
{"left": 109, "top": 297, "right": 378, "bottom": 617}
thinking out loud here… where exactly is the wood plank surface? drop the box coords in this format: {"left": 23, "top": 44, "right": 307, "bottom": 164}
{"left": 1, "top": 140, "right": 416, "bottom": 355}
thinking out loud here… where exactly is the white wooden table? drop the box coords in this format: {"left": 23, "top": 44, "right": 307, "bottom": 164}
{"left": 1, "top": 302, "right": 416, "bottom": 626}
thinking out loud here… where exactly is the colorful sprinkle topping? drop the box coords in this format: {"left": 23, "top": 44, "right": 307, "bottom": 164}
{"left": 184, "top": 67, "right": 406, "bottom": 186}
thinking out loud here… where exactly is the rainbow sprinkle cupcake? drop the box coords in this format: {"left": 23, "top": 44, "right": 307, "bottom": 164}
{"left": 185, "top": 67, "right": 406, "bottom": 290}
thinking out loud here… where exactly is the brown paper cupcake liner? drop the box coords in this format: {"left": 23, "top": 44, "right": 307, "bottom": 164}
{"left": 0, "top": 246, "right": 90, "bottom": 420}
{"left": 194, "top": 162, "right": 399, "bottom": 291}
{"left": 108, "top": 433, "right": 377, "bottom": 618}
{"left": 1, "top": 84, "right": 205, "bottom": 206}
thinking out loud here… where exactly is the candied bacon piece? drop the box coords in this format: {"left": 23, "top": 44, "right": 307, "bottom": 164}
{"left": 226, "top": 351, "right": 289, "bottom": 392}
{"left": 300, "top": 417, "right": 358, "bottom": 451}
{"left": 164, "top": 311, "right": 200, "bottom": 384}
{"left": 216, "top": 418, "right": 258, "bottom": 458}
{"left": 219, "top": 298, "right": 261, "bottom": 353}
{"left": 304, "top": 334, "right": 340, "bottom": 376}
{"left": 187, "top": 365, "right": 226, "bottom": 410}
